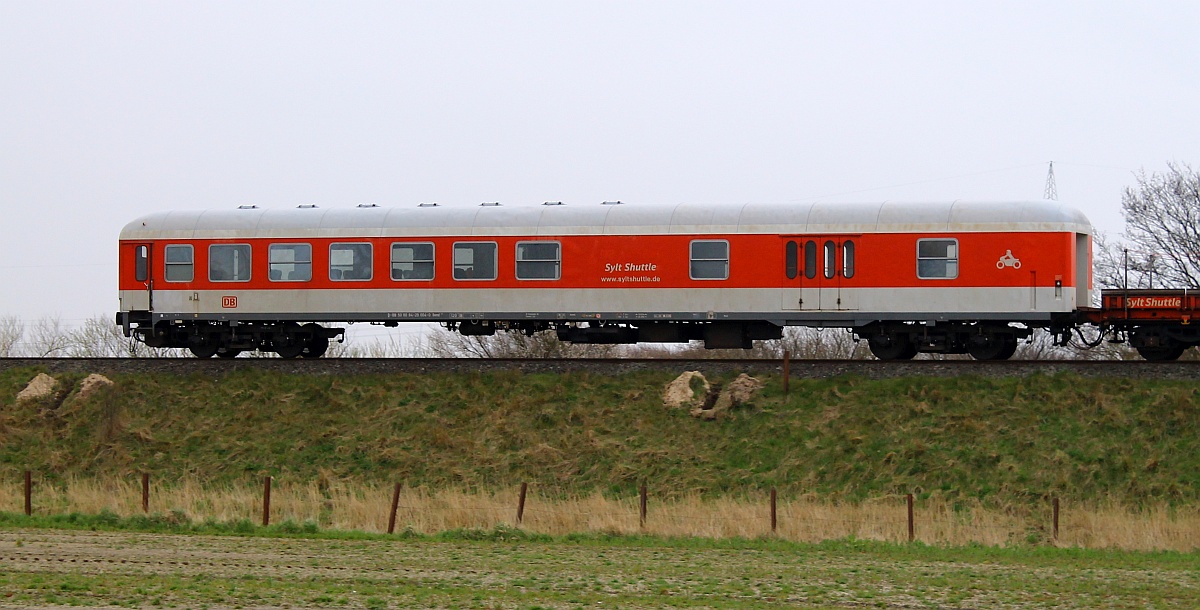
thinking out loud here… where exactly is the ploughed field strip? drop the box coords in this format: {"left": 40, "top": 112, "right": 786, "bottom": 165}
{"left": 1, "top": 530, "right": 1198, "bottom": 609}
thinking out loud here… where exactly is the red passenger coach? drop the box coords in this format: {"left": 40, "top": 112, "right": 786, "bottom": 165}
{"left": 116, "top": 200, "right": 1095, "bottom": 359}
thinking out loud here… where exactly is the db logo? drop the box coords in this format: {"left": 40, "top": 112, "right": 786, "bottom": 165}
{"left": 221, "top": 296, "right": 238, "bottom": 308}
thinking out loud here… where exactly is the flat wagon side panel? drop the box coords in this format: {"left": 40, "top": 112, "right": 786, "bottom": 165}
{"left": 1096, "top": 289, "right": 1200, "bottom": 323}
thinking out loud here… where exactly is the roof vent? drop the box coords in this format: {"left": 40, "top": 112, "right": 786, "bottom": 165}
{"left": 480, "top": 202, "right": 501, "bottom": 207}
{"left": 601, "top": 200, "right": 624, "bottom": 205}
{"left": 417, "top": 202, "right": 439, "bottom": 207}
{"left": 542, "top": 201, "right": 564, "bottom": 206}
{"left": 356, "top": 203, "right": 379, "bottom": 208}
{"left": 237, "top": 205, "right": 259, "bottom": 210}
{"left": 297, "top": 204, "right": 318, "bottom": 209}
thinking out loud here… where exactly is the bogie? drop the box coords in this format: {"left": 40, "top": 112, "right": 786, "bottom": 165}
{"left": 857, "top": 323, "right": 1026, "bottom": 361}
{"left": 1135, "top": 345, "right": 1187, "bottom": 361}
{"left": 137, "top": 321, "right": 343, "bottom": 359}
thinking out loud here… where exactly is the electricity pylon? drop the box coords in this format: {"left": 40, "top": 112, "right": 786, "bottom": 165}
{"left": 1044, "top": 161, "right": 1058, "bottom": 200}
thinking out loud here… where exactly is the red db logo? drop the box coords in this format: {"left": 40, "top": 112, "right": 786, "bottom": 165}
{"left": 221, "top": 296, "right": 238, "bottom": 308}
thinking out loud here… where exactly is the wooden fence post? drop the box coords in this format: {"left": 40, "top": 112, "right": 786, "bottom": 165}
{"left": 782, "top": 351, "right": 791, "bottom": 396}
{"left": 262, "top": 476, "right": 272, "bottom": 527}
{"left": 639, "top": 484, "right": 648, "bottom": 529}
{"left": 24, "top": 471, "right": 32, "bottom": 517}
{"left": 770, "top": 488, "right": 777, "bottom": 534}
{"left": 516, "top": 482, "right": 528, "bottom": 525}
{"left": 387, "top": 482, "right": 401, "bottom": 534}
{"left": 1053, "top": 497, "right": 1060, "bottom": 541}
{"left": 907, "top": 494, "right": 914, "bottom": 542}
{"left": 142, "top": 473, "right": 150, "bottom": 513}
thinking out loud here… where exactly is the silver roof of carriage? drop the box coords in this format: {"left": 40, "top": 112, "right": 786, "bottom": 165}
{"left": 119, "top": 200, "right": 1093, "bottom": 240}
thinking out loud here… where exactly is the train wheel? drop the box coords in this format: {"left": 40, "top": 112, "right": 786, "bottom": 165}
{"left": 216, "top": 349, "right": 243, "bottom": 359}
{"left": 274, "top": 322, "right": 306, "bottom": 359}
{"left": 1135, "top": 345, "right": 1186, "bottom": 361}
{"left": 276, "top": 344, "right": 304, "bottom": 359}
{"left": 968, "top": 334, "right": 1018, "bottom": 361}
{"left": 189, "top": 344, "right": 218, "bottom": 359}
{"left": 301, "top": 326, "right": 328, "bottom": 359}
{"left": 996, "top": 336, "right": 1019, "bottom": 360}
{"left": 868, "top": 334, "right": 917, "bottom": 360}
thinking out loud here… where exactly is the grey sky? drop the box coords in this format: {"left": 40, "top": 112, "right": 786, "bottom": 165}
{"left": 2, "top": 1, "right": 1198, "bottom": 342}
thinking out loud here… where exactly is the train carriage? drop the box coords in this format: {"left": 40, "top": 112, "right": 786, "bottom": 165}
{"left": 117, "top": 200, "right": 1095, "bottom": 359}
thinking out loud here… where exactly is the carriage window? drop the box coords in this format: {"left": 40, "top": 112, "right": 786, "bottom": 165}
{"left": 824, "top": 241, "right": 837, "bottom": 279}
{"left": 453, "top": 242, "right": 497, "bottom": 280}
{"left": 330, "top": 243, "right": 372, "bottom": 281}
{"left": 785, "top": 241, "right": 798, "bottom": 280}
{"left": 917, "top": 239, "right": 958, "bottom": 279}
{"left": 209, "top": 244, "right": 252, "bottom": 282}
{"left": 164, "top": 245, "right": 193, "bottom": 282}
{"left": 804, "top": 241, "right": 817, "bottom": 279}
{"left": 269, "top": 243, "right": 312, "bottom": 282}
{"left": 392, "top": 242, "right": 435, "bottom": 280}
{"left": 690, "top": 240, "right": 729, "bottom": 280}
{"left": 134, "top": 245, "right": 149, "bottom": 282}
{"left": 843, "top": 241, "right": 855, "bottom": 279}
{"left": 516, "top": 241, "right": 561, "bottom": 280}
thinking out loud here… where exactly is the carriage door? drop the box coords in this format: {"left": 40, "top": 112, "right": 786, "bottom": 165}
{"left": 1075, "top": 233, "right": 1091, "bottom": 308}
{"left": 132, "top": 243, "right": 154, "bottom": 311}
{"left": 781, "top": 237, "right": 858, "bottom": 311}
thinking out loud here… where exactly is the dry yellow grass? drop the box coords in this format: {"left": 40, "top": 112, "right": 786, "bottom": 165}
{"left": 2, "top": 478, "right": 1198, "bottom": 552}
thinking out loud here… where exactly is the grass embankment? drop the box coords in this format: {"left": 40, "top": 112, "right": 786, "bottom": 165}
{"left": 1, "top": 367, "right": 1199, "bottom": 505}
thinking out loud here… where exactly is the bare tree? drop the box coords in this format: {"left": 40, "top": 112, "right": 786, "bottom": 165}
{"left": 779, "top": 327, "right": 870, "bottom": 359}
{"left": 426, "top": 327, "right": 618, "bottom": 358}
{"left": 65, "top": 316, "right": 126, "bottom": 357}
{"left": 27, "top": 316, "right": 72, "bottom": 357}
{"left": 334, "top": 333, "right": 427, "bottom": 358}
{"left": 63, "top": 315, "right": 185, "bottom": 357}
{"left": 325, "top": 337, "right": 368, "bottom": 358}
{"left": 1120, "top": 162, "right": 1200, "bottom": 289}
{"left": 67, "top": 316, "right": 132, "bottom": 357}
{"left": 1091, "top": 230, "right": 1129, "bottom": 295}
{"left": 622, "top": 327, "right": 869, "bottom": 360}
{"left": 1093, "top": 229, "right": 1165, "bottom": 293}
{"left": 0, "top": 315, "right": 22, "bottom": 357}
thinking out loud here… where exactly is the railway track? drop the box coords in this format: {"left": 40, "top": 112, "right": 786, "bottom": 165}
{"left": 2, "top": 357, "right": 1199, "bottom": 379}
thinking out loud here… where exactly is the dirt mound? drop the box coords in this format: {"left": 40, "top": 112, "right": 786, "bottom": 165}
{"left": 74, "top": 374, "right": 114, "bottom": 401}
{"left": 690, "top": 373, "right": 764, "bottom": 420}
{"left": 662, "top": 371, "right": 710, "bottom": 409}
{"left": 723, "top": 373, "right": 764, "bottom": 405}
{"left": 16, "top": 373, "right": 59, "bottom": 403}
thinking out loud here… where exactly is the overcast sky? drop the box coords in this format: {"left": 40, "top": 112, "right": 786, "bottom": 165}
{"left": 2, "top": 1, "right": 1198, "bottom": 344}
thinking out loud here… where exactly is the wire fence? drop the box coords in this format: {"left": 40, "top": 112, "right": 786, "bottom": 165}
{"left": 5, "top": 472, "right": 1200, "bottom": 552}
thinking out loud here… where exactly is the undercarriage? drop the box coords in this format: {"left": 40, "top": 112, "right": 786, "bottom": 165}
{"left": 852, "top": 321, "right": 1032, "bottom": 361}
{"left": 118, "top": 314, "right": 344, "bottom": 359}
